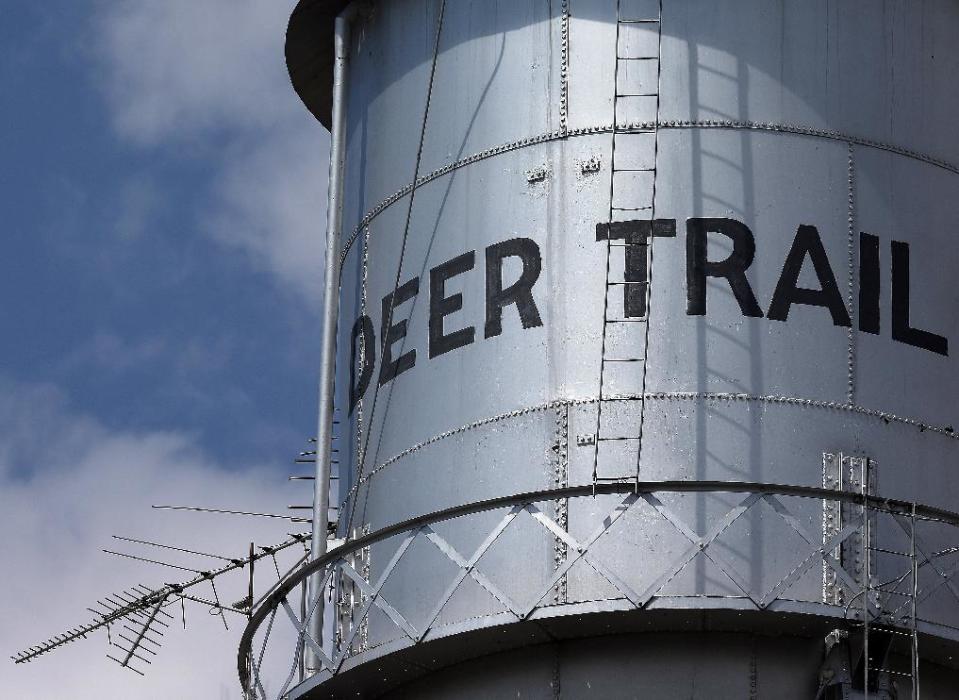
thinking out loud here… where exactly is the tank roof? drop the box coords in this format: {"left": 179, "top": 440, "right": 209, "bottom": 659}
{"left": 285, "top": 0, "right": 350, "bottom": 130}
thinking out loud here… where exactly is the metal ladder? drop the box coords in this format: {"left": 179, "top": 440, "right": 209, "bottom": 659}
{"left": 857, "top": 501, "right": 921, "bottom": 699}
{"left": 825, "top": 454, "right": 920, "bottom": 699}
{"left": 591, "top": 0, "right": 670, "bottom": 483}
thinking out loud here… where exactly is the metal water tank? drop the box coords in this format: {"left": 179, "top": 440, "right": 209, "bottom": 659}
{"left": 240, "top": 1, "right": 959, "bottom": 697}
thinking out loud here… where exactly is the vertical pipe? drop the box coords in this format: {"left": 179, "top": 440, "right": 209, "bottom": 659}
{"left": 306, "top": 2, "right": 358, "bottom": 675}
{"left": 247, "top": 542, "right": 255, "bottom": 619}
{"left": 299, "top": 578, "right": 307, "bottom": 683}
{"left": 910, "top": 503, "right": 919, "bottom": 700}
{"left": 862, "top": 490, "right": 870, "bottom": 699}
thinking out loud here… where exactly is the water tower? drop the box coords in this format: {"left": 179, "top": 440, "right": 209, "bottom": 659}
{"left": 239, "top": 1, "right": 959, "bottom": 697}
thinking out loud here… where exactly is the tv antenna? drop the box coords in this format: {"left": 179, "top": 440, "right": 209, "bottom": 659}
{"left": 11, "top": 531, "right": 310, "bottom": 676}
{"left": 11, "top": 435, "right": 333, "bottom": 678}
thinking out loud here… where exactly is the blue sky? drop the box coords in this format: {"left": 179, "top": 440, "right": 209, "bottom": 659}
{"left": 1, "top": 2, "right": 326, "bottom": 466}
{"left": 1, "top": 2, "right": 329, "bottom": 696}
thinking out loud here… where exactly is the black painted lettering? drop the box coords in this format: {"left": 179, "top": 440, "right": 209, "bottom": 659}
{"left": 596, "top": 219, "right": 676, "bottom": 317}
{"left": 767, "top": 225, "right": 851, "bottom": 327}
{"left": 429, "top": 251, "right": 476, "bottom": 359}
{"left": 485, "top": 238, "right": 544, "bottom": 339}
{"left": 859, "top": 232, "right": 881, "bottom": 335}
{"left": 349, "top": 315, "right": 376, "bottom": 413}
{"left": 891, "top": 240, "right": 948, "bottom": 356}
{"left": 379, "top": 276, "right": 420, "bottom": 386}
{"left": 685, "top": 218, "right": 763, "bottom": 317}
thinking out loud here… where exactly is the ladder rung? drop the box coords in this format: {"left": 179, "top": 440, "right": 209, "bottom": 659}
{"left": 872, "top": 667, "right": 912, "bottom": 678}
{"left": 618, "top": 18, "right": 660, "bottom": 24}
{"left": 611, "top": 206, "right": 653, "bottom": 212}
{"left": 597, "top": 436, "right": 641, "bottom": 443}
{"left": 871, "top": 589, "right": 914, "bottom": 598}
{"left": 874, "top": 628, "right": 915, "bottom": 637}
{"left": 868, "top": 546, "right": 913, "bottom": 557}
{"left": 606, "top": 318, "right": 648, "bottom": 323}
{"left": 616, "top": 93, "right": 660, "bottom": 98}
{"left": 617, "top": 55, "right": 660, "bottom": 61}
{"left": 610, "top": 167, "right": 656, "bottom": 173}
{"left": 604, "top": 358, "right": 645, "bottom": 363}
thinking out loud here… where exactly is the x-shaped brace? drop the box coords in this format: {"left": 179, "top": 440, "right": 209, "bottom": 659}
{"left": 761, "top": 494, "right": 871, "bottom": 613}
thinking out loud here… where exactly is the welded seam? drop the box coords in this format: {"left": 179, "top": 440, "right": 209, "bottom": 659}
{"left": 643, "top": 392, "right": 958, "bottom": 440}
{"left": 338, "top": 391, "right": 959, "bottom": 510}
{"left": 669, "top": 119, "right": 959, "bottom": 174}
{"left": 340, "top": 396, "right": 607, "bottom": 508}
{"left": 338, "top": 123, "right": 614, "bottom": 268}
{"left": 554, "top": 1, "right": 570, "bottom": 599}
{"left": 552, "top": 405, "right": 569, "bottom": 605}
{"left": 338, "top": 119, "right": 959, "bottom": 269}
{"left": 559, "top": 0, "right": 569, "bottom": 135}
{"left": 846, "top": 143, "right": 856, "bottom": 405}
{"left": 354, "top": 226, "right": 371, "bottom": 478}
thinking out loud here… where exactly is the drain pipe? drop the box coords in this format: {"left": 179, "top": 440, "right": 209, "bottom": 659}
{"left": 306, "top": 0, "right": 363, "bottom": 676}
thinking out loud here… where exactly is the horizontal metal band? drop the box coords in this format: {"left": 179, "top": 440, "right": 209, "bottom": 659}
{"left": 338, "top": 119, "right": 959, "bottom": 269}
{"left": 338, "top": 122, "right": 612, "bottom": 269}
{"left": 342, "top": 391, "right": 958, "bottom": 511}
{"left": 665, "top": 118, "right": 959, "bottom": 175}
{"left": 239, "top": 480, "right": 959, "bottom": 695}
{"left": 647, "top": 391, "right": 958, "bottom": 439}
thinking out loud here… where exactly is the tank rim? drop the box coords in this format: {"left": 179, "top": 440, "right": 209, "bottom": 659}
{"left": 285, "top": 0, "right": 351, "bottom": 130}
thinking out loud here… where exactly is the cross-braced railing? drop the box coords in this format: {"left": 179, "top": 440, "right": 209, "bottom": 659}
{"left": 238, "top": 482, "right": 959, "bottom": 700}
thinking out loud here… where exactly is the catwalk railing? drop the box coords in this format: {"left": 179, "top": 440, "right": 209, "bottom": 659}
{"left": 238, "top": 481, "right": 959, "bottom": 699}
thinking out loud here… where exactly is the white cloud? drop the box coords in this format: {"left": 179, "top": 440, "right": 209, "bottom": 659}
{"left": 93, "top": 0, "right": 295, "bottom": 144}
{"left": 4, "top": 4, "right": 335, "bottom": 694}
{"left": 0, "top": 379, "right": 305, "bottom": 699}
{"left": 56, "top": 331, "right": 168, "bottom": 375}
{"left": 113, "top": 176, "right": 162, "bottom": 242}
{"left": 90, "top": 0, "right": 330, "bottom": 307}
{"left": 207, "top": 127, "right": 328, "bottom": 304}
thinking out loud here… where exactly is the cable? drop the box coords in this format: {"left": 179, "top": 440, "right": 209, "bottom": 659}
{"left": 345, "top": 0, "right": 448, "bottom": 536}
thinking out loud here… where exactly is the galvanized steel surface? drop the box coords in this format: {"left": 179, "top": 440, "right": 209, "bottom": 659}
{"left": 281, "top": 0, "right": 959, "bottom": 695}
{"left": 336, "top": 0, "right": 959, "bottom": 530}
